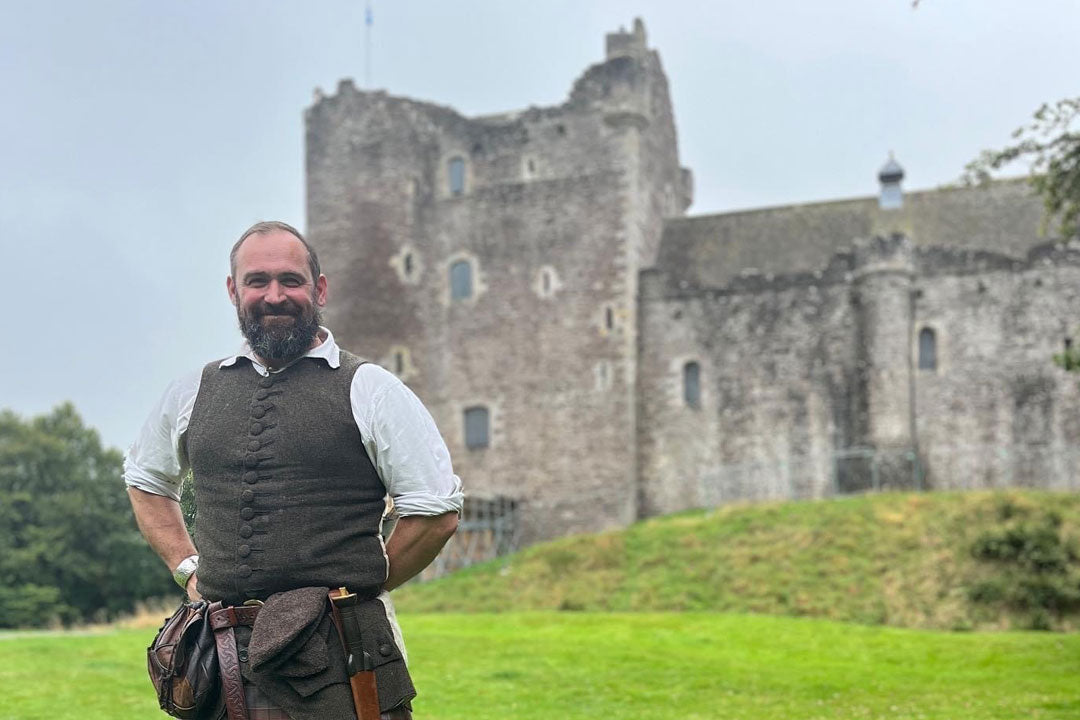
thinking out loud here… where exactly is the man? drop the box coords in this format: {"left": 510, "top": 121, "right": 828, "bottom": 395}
{"left": 125, "top": 221, "right": 462, "bottom": 720}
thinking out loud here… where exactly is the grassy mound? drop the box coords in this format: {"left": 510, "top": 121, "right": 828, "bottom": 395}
{"left": 395, "top": 490, "right": 1080, "bottom": 630}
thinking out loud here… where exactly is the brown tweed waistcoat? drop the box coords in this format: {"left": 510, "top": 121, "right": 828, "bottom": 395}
{"left": 185, "top": 351, "right": 386, "bottom": 605}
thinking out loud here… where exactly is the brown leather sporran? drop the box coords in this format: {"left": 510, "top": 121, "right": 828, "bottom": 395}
{"left": 147, "top": 600, "right": 224, "bottom": 719}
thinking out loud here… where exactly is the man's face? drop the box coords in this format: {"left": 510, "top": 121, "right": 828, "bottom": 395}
{"left": 226, "top": 230, "right": 328, "bottom": 367}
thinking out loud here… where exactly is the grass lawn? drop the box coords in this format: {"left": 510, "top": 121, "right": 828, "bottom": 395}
{"left": 396, "top": 490, "right": 1080, "bottom": 631}
{"left": 1, "top": 612, "right": 1076, "bottom": 720}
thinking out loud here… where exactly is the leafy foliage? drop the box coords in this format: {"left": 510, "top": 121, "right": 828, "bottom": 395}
{"left": 964, "top": 97, "right": 1080, "bottom": 239}
{"left": 0, "top": 404, "right": 176, "bottom": 627}
{"left": 968, "top": 498, "right": 1080, "bottom": 630}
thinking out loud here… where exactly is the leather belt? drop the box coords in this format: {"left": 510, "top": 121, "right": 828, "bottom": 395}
{"left": 207, "top": 601, "right": 257, "bottom": 720}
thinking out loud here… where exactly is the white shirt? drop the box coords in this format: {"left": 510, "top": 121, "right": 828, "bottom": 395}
{"left": 123, "top": 328, "right": 464, "bottom": 518}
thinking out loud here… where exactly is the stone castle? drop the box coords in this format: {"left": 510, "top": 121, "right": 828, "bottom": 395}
{"left": 305, "top": 19, "right": 1080, "bottom": 544}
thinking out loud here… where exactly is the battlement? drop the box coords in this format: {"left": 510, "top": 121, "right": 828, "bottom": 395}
{"left": 606, "top": 17, "right": 648, "bottom": 60}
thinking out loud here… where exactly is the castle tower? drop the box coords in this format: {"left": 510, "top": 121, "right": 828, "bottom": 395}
{"left": 852, "top": 233, "right": 918, "bottom": 488}
{"left": 305, "top": 20, "right": 692, "bottom": 542}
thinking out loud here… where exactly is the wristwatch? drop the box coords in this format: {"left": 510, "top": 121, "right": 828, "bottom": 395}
{"left": 172, "top": 554, "right": 199, "bottom": 589}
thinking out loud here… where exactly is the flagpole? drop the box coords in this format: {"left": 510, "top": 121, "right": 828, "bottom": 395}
{"left": 364, "top": 2, "right": 373, "bottom": 88}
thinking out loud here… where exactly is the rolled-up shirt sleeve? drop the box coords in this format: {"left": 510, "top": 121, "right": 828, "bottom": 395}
{"left": 123, "top": 371, "right": 200, "bottom": 501}
{"left": 351, "top": 364, "right": 464, "bottom": 516}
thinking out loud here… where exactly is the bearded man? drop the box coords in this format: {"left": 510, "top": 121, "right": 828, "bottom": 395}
{"left": 125, "top": 221, "right": 462, "bottom": 720}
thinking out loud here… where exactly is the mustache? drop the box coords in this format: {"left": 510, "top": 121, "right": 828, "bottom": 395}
{"left": 253, "top": 301, "right": 302, "bottom": 317}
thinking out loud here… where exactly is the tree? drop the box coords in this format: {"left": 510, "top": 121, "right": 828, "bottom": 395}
{"left": 964, "top": 97, "right": 1080, "bottom": 239}
{"left": 0, "top": 404, "right": 176, "bottom": 627}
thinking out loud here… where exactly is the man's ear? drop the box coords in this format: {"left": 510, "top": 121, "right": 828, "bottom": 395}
{"left": 315, "top": 274, "right": 328, "bottom": 307}
{"left": 226, "top": 275, "right": 238, "bottom": 306}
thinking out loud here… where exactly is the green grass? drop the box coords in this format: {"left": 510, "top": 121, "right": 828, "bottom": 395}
{"left": 396, "top": 490, "right": 1080, "bottom": 630}
{"left": 1, "top": 613, "right": 1077, "bottom": 719}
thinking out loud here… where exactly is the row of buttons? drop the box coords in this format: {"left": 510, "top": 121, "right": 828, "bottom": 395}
{"left": 236, "top": 375, "right": 286, "bottom": 595}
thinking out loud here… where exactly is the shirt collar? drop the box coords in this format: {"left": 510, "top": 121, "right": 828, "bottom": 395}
{"left": 219, "top": 326, "right": 341, "bottom": 376}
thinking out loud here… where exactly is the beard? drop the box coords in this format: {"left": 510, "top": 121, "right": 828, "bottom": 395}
{"left": 237, "top": 297, "right": 322, "bottom": 367}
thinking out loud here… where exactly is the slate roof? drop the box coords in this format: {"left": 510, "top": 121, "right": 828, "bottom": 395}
{"left": 654, "top": 178, "right": 1048, "bottom": 289}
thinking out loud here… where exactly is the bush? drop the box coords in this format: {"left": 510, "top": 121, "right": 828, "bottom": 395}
{"left": 968, "top": 500, "right": 1080, "bottom": 629}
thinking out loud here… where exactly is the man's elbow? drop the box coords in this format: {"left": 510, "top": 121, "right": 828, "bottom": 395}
{"left": 438, "top": 511, "right": 460, "bottom": 541}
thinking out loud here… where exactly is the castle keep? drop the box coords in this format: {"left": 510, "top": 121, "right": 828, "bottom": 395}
{"left": 306, "top": 19, "right": 1080, "bottom": 544}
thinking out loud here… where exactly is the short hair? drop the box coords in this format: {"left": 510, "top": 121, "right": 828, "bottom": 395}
{"left": 230, "top": 221, "right": 321, "bottom": 281}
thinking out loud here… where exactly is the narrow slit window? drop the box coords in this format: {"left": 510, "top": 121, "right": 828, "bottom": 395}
{"left": 605, "top": 306, "right": 615, "bottom": 331}
{"left": 918, "top": 328, "right": 937, "bottom": 371}
{"left": 450, "top": 260, "right": 472, "bottom": 300}
{"left": 464, "top": 406, "right": 490, "bottom": 449}
{"left": 683, "top": 361, "right": 701, "bottom": 408}
{"left": 394, "top": 351, "right": 404, "bottom": 375}
{"left": 403, "top": 253, "right": 414, "bottom": 277}
{"left": 448, "top": 157, "right": 466, "bottom": 196}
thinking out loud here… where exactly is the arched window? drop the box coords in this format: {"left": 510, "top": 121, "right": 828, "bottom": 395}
{"left": 683, "top": 361, "right": 701, "bottom": 408}
{"left": 464, "top": 406, "right": 489, "bottom": 449}
{"left": 448, "top": 156, "right": 466, "bottom": 196}
{"left": 918, "top": 328, "right": 937, "bottom": 371}
{"left": 450, "top": 260, "right": 472, "bottom": 300}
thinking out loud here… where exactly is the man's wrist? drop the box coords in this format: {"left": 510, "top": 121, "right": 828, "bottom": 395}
{"left": 172, "top": 554, "right": 199, "bottom": 589}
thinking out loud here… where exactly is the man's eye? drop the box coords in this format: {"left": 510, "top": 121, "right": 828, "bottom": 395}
{"left": 247, "top": 279, "right": 268, "bottom": 287}
{"left": 282, "top": 278, "right": 302, "bottom": 287}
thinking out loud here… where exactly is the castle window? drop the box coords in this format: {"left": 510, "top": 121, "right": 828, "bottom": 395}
{"left": 683, "top": 361, "right": 701, "bottom": 408}
{"left": 394, "top": 351, "right": 405, "bottom": 375}
{"left": 403, "top": 252, "right": 414, "bottom": 277}
{"left": 448, "top": 156, "right": 466, "bottom": 196}
{"left": 605, "top": 307, "right": 615, "bottom": 331}
{"left": 535, "top": 265, "right": 559, "bottom": 299}
{"left": 450, "top": 260, "right": 473, "bottom": 300}
{"left": 464, "top": 406, "right": 490, "bottom": 449}
{"left": 918, "top": 328, "right": 937, "bottom": 371}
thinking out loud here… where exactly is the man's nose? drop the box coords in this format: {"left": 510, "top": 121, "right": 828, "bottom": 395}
{"left": 264, "top": 280, "right": 286, "bottom": 303}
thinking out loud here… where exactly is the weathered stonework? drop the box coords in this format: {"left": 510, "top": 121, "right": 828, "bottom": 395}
{"left": 306, "top": 18, "right": 1077, "bottom": 544}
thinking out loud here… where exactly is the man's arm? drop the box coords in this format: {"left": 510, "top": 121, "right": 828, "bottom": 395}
{"left": 383, "top": 511, "right": 459, "bottom": 591}
{"left": 127, "top": 487, "right": 201, "bottom": 600}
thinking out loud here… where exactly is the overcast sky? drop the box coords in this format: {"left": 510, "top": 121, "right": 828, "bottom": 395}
{"left": 2, "top": 1, "right": 1077, "bottom": 450}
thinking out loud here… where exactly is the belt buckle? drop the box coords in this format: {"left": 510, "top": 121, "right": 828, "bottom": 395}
{"left": 243, "top": 599, "right": 264, "bottom": 607}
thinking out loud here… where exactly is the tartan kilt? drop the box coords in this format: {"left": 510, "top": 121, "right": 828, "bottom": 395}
{"left": 243, "top": 681, "right": 412, "bottom": 720}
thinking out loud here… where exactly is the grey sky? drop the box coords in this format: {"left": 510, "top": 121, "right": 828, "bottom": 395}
{"left": 2, "top": 1, "right": 1077, "bottom": 450}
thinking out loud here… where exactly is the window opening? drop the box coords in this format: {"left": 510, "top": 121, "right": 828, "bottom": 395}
{"left": 464, "top": 406, "right": 490, "bottom": 449}
{"left": 448, "top": 157, "right": 466, "bottom": 196}
{"left": 605, "top": 306, "right": 615, "bottom": 331}
{"left": 918, "top": 328, "right": 937, "bottom": 371}
{"left": 403, "top": 252, "right": 414, "bottom": 277}
{"left": 450, "top": 260, "right": 472, "bottom": 300}
{"left": 683, "top": 362, "right": 701, "bottom": 408}
{"left": 394, "top": 351, "right": 404, "bottom": 375}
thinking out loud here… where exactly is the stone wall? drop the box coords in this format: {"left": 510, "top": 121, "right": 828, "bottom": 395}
{"left": 638, "top": 237, "right": 1080, "bottom": 517}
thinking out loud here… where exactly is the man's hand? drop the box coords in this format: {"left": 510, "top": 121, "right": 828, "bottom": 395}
{"left": 185, "top": 573, "right": 202, "bottom": 602}
{"left": 383, "top": 512, "right": 459, "bottom": 591}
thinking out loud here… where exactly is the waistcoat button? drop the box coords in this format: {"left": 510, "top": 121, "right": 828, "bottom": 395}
{"left": 238, "top": 544, "right": 251, "bottom": 557}
{"left": 244, "top": 455, "right": 260, "bottom": 468}
{"left": 237, "top": 565, "right": 252, "bottom": 578}
{"left": 242, "top": 472, "right": 258, "bottom": 484}
{"left": 250, "top": 422, "right": 264, "bottom": 435}
{"left": 379, "top": 643, "right": 393, "bottom": 657}
{"left": 252, "top": 406, "right": 267, "bottom": 419}
{"left": 247, "top": 440, "right": 261, "bottom": 452}
{"left": 239, "top": 525, "right": 253, "bottom": 538}
{"left": 241, "top": 489, "right": 255, "bottom": 503}
{"left": 259, "top": 378, "right": 274, "bottom": 389}
{"left": 256, "top": 390, "right": 270, "bottom": 401}
{"left": 240, "top": 507, "right": 255, "bottom": 521}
